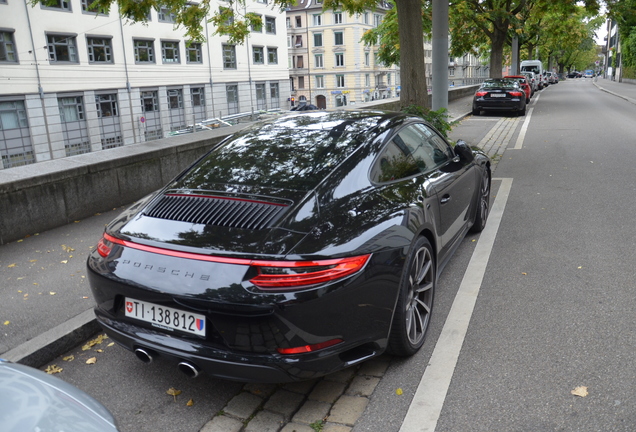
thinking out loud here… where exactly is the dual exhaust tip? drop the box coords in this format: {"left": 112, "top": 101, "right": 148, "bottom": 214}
{"left": 134, "top": 348, "right": 200, "bottom": 378}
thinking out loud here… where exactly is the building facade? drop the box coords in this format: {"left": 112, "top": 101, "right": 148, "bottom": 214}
{"left": 0, "top": 0, "right": 290, "bottom": 169}
{"left": 286, "top": 0, "right": 399, "bottom": 109}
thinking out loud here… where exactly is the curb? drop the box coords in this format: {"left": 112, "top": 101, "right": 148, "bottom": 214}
{"left": 593, "top": 82, "right": 636, "bottom": 106}
{"left": 3, "top": 309, "right": 99, "bottom": 367}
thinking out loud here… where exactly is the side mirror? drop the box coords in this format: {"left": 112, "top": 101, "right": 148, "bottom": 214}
{"left": 454, "top": 140, "right": 474, "bottom": 163}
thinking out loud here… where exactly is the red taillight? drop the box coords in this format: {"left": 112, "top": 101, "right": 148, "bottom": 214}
{"left": 96, "top": 233, "right": 370, "bottom": 290}
{"left": 277, "top": 338, "right": 344, "bottom": 355}
{"left": 509, "top": 91, "right": 523, "bottom": 97}
{"left": 475, "top": 91, "right": 488, "bottom": 97}
{"left": 250, "top": 255, "right": 371, "bottom": 289}
{"left": 97, "top": 237, "right": 112, "bottom": 257}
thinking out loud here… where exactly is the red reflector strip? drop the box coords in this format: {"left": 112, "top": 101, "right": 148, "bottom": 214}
{"left": 277, "top": 338, "right": 344, "bottom": 355}
{"left": 100, "top": 233, "right": 371, "bottom": 288}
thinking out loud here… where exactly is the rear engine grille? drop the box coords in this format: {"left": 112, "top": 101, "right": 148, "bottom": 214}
{"left": 144, "top": 194, "right": 288, "bottom": 230}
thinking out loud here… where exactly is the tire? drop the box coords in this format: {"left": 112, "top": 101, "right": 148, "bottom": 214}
{"left": 387, "top": 236, "right": 435, "bottom": 356}
{"left": 518, "top": 104, "right": 526, "bottom": 116}
{"left": 472, "top": 107, "right": 480, "bottom": 116}
{"left": 469, "top": 167, "right": 491, "bottom": 233}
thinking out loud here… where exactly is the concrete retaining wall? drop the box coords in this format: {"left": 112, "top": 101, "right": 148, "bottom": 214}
{"left": 0, "top": 88, "right": 478, "bottom": 245}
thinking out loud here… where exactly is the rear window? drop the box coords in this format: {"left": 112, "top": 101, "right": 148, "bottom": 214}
{"left": 482, "top": 80, "right": 517, "bottom": 89}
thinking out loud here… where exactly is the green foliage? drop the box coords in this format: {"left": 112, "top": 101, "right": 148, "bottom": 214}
{"left": 309, "top": 420, "right": 324, "bottom": 432}
{"left": 402, "top": 105, "right": 457, "bottom": 139}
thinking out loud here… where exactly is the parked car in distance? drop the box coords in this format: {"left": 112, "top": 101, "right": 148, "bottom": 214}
{"left": 567, "top": 71, "right": 578, "bottom": 78}
{"left": 473, "top": 78, "right": 527, "bottom": 116}
{"left": 0, "top": 359, "right": 119, "bottom": 432}
{"left": 584, "top": 70, "right": 595, "bottom": 78}
{"left": 87, "top": 110, "right": 492, "bottom": 383}
{"left": 521, "top": 71, "right": 538, "bottom": 94}
{"left": 503, "top": 75, "right": 532, "bottom": 103}
{"left": 551, "top": 72, "right": 559, "bottom": 83}
{"left": 520, "top": 60, "right": 545, "bottom": 89}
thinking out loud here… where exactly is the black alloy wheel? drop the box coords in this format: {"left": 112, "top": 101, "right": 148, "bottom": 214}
{"left": 387, "top": 236, "right": 435, "bottom": 356}
{"left": 470, "top": 167, "right": 491, "bottom": 233}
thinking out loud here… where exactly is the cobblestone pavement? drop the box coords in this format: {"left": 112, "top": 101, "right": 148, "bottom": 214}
{"left": 201, "top": 357, "right": 391, "bottom": 432}
{"left": 474, "top": 117, "right": 521, "bottom": 163}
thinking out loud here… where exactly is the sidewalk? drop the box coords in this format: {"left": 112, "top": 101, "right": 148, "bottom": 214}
{"left": 593, "top": 76, "right": 636, "bottom": 105}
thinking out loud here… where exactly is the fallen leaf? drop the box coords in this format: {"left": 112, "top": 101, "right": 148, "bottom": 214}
{"left": 82, "top": 334, "right": 107, "bottom": 350}
{"left": 24, "top": 294, "right": 29, "bottom": 298}
{"left": 83, "top": 296, "right": 89, "bottom": 299}
{"left": 578, "top": 266, "right": 582, "bottom": 269}
{"left": 86, "top": 357, "right": 97, "bottom": 365}
{"left": 17, "top": 239, "right": 23, "bottom": 243}
{"left": 167, "top": 387, "right": 182, "bottom": 402}
{"left": 571, "top": 386, "right": 588, "bottom": 397}
{"left": 522, "top": 272, "right": 527, "bottom": 275}
{"left": 3, "top": 321, "right": 9, "bottom": 325}
{"left": 50, "top": 292, "right": 56, "bottom": 296}
{"left": 29, "top": 259, "right": 37, "bottom": 263}
{"left": 61, "top": 260, "right": 68, "bottom": 264}
{"left": 8, "top": 263, "right": 16, "bottom": 268}
{"left": 63, "top": 355, "right": 75, "bottom": 362}
{"left": 186, "top": 399, "right": 194, "bottom": 406}
{"left": 107, "top": 342, "right": 115, "bottom": 347}
{"left": 96, "top": 349, "right": 104, "bottom": 353}
{"left": 396, "top": 388, "right": 403, "bottom": 395}
{"left": 45, "top": 365, "right": 63, "bottom": 374}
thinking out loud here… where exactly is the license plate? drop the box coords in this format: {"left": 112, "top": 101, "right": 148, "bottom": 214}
{"left": 490, "top": 93, "right": 506, "bottom": 98}
{"left": 125, "top": 298, "right": 206, "bottom": 336}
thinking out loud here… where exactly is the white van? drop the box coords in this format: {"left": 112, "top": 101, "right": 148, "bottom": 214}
{"left": 520, "top": 60, "right": 545, "bottom": 89}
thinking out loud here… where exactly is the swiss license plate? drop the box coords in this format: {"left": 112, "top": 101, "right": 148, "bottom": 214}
{"left": 490, "top": 93, "right": 506, "bottom": 98}
{"left": 125, "top": 298, "right": 206, "bottom": 336}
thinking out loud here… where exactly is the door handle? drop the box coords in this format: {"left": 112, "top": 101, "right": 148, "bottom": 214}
{"left": 440, "top": 194, "right": 451, "bottom": 204}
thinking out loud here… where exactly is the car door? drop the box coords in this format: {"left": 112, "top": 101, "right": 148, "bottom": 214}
{"left": 409, "top": 123, "right": 476, "bottom": 254}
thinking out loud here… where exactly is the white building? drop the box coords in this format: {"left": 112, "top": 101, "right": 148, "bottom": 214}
{"left": 0, "top": 0, "right": 290, "bottom": 169}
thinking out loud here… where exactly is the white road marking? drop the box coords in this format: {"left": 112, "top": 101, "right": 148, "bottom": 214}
{"left": 512, "top": 107, "right": 533, "bottom": 149}
{"left": 399, "top": 177, "right": 514, "bottom": 432}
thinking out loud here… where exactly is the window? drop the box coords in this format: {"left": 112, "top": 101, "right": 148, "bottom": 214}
{"left": 265, "top": 16, "right": 276, "bottom": 34}
{"left": 365, "top": 74, "right": 370, "bottom": 87}
{"left": 374, "top": 14, "right": 382, "bottom": 27}
{"left": 0, "top": 100, "right": 33, "bottom": 169}
{"left": 96, "top": 94, "right": 118, "bottom": 117}
{"left": 286, "top": 17, "right": 291, "bottom": 28}
{"left": 0, "top": 100, "right": 28, "bottom": 129}
{"left": 81, "top": 0, "right": 107, "bottom": 14}
{"left": 313, "top": 14, "right": 322, "bottom": 26}
{"left": 270, "top": 83, "right": 279, "bottom": 109}
{"left": 168, "top": 89, "right": 182, "bottom": 109}
{"left": 161, "top": 40, "right": 180, "bottom": 63}
{"left": 334, "top": 31, "right": 343, "bottom": 46}
{"left": 141, "top": 91, "right": 159, "bottom": 112}
{"left": 335, "top": 52, "right": 344, "bottom": 67}
{"left": 295, "top": 16, "right": 301, "bottom": 27}
{"left": 315, "top": 75, "right": 324, "bottom": 88}
{"left": 374, "top": 51, "right": 383, "bottom": 66}
{"left": 223, "top": 44, "right": 236, "bottom": 68}
{"left": 0, "top": 31, "right": 17, "bottom": 63}
{"left": 364, "top": 52, "right": 370, "bottom": 66}
{"left": 226, "top": 84, "right": 239, "bottom": 115}
{"left": 134, "top": 39, "right": 154, "bottom": 63}
{"left": 87, "top": 37, "right": 112, "bottom": 63}
{"left": 387, "top": 73, "right": 391, "bottom": 85}
{"left": 363, "top": 12, "right": 369, "bottom": 24}
{"left": 267, "top": 47, "right": 277, "bottom": 64}
{"left": 191, "top": 87, "right": 205, "bottom": 107}
{"left": 333, "top": 12, "right": 343, "bottom": 24}
{"left": 293, "top": 35, "right": 302, "bottom": 48}
{"left": 313, "top": 33, "right": 322, "bottom": 47}
{"left": 47, "top": 34, "right": 78, "bottom": 63}
{"left": 314, "top": 54, "right": 323, "bottom": 68}
{"left": 41, "top": 0, "right": 71, "bottom": 11}
{"left": 295, "top": 56, "right": 303, "bottom": 68}
{"left": 336, "top": 74, "right": 345, "bottom": 88}
{"left": 186, "top": 42, "right": 202, "bottom": 63}
{"left": 158, "top": 6, "right": 176, "bottom": 23}
{"left": 252, "top": 14, "right": 262, "bottom": 32}
{"left": 256, "top": 83, "right": 266, "bottom": 109}
{"left": 253, "top": 46, "right": 264, "bottom": 64}
{"left": 59, "top": 97, "right": 90, "bottom": 156}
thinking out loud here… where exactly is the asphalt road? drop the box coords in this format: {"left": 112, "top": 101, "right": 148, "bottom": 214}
{"left": 4, "top": 78, "right": 636, "bottom": 431}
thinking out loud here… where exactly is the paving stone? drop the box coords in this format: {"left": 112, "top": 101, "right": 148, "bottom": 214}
{"left": 223, "top": 391, "right": 264, "bottom": 419}
{"left": 323, "top": 423, "right": 352, "bottom": 432}
{"left": 357, "top": 358, "right": 390, "bottom": 377}
{"left": 200, "top": 415, "right": 244, "bottom": 432}
{"left": 346, "top": 375, "right": 380, "bottom": 397}
{"left": 245, "top": 410, "right": 286, "bottom": 432}
{"left": 280, "top": 423, "right": 316, "bottom": 432}
{"left": 308, "top": 380, "right": 346, "bottom": 404}
{"left": 244, "top": 382, "right": 279, "bottom": 398}
{"left": 264, "top": 389, "right": 306, "bottom": 419}
{"left": 291, "top": 400, "right": 331, "bottom": 425}
{"left": 323, "top": 367, "right": 357, "bottom": 383}
{"left": 283, "top": 379, "right": 319, "bottom": 395}
{"left": 327, "top": 395, "right": 369, "bottom": 426}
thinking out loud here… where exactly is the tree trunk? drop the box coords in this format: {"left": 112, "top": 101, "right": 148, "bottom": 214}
{"left": 489, "top": 25, "right": 507, "bottom": 78}
{"left": 396, "top": 0, "right": 429, "bottom": 110}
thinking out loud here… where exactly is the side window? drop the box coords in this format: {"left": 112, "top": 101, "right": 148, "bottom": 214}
{"left": 413, "top": 123, "right": 453, "bottom": 165}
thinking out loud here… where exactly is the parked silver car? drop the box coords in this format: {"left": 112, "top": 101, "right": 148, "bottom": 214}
{"left": 521, "top": 71, "right": 538, "bottom": 94}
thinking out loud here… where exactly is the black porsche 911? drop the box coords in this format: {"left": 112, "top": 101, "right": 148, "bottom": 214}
{"left": 87, "top": 110, "right": 491, "bottom": 383}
